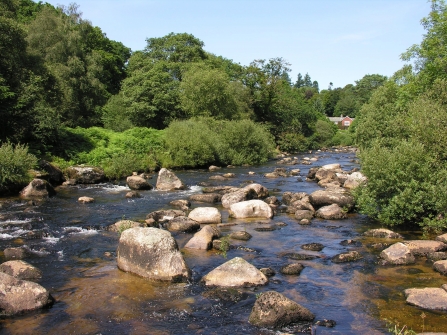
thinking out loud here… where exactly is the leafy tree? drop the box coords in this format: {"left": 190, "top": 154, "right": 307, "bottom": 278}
{"left": 401, "top": 0, "right": 447, "bottom": 89}
{"left": 354, "top": 74, "right": 387, "bottom": 105}
{"left": 106, "top": 33, "right": 208, "bottom": 129}
{"left": 179, "top": 63, "right": 251, "bottom": 120}
{"left": 244, "top": 58, "right": 315, "bottom": 136}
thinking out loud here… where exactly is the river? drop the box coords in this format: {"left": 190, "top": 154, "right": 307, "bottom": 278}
{"left": 1, "top": 149, "right": 447, "bottom": 334}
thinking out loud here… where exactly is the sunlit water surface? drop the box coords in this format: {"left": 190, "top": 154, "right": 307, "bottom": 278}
{"left": 1, "top": 150, "right": 447, "bottom": 334}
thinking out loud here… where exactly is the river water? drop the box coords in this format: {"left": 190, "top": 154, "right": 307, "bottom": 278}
{"left": 1, "top": 149, "right": 447, "bottom": 335}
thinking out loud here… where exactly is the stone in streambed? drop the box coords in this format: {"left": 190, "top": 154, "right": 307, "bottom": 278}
{"left": 117, "top": 227, "right": 190, "bottom": 282}
{"left": 249, "top": 291, "right": 315, "bottom": 328}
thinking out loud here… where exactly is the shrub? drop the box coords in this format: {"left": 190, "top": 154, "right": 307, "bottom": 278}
{"left": 0, "top": 142, "right": 37, "bottom": 192}
{"left": 331, "top": 130, "right": 354, "bottom": 146}
{"left": 50, "top": 127, "right": 164, "bottom": 179}
{"left": 276, "top": 132, "right": 308, "bottom": 153}
{"left": 163, "top": 118, "right": 275, "bottom": 168}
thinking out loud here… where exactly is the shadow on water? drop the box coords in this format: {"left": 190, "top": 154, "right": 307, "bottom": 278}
{"left": 1, "top": 149, "right": 447, "bottom": 334}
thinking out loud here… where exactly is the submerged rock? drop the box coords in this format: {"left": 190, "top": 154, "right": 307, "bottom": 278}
{"left": 229, "top": 231, "right": 252, "bottom": 241}
{"left": 363, "top": 228, "right": 403, "bottom": 239}
{"left": 280, "top": 263, "right": 304, "bottom": 275}
{"left": 249, "top": 291, "right": 315, "bottom": 328}
{"left": 405, "top": 285, "right": 447, "bottom": 311}
{"left": 201, "top": 257, "right": 268, "bottom": 287}
{"left": 331, "top": 251, "right": 363, "bottom": 263}
{"left": 117, "top": 227, "right": 190, "bottom": 282}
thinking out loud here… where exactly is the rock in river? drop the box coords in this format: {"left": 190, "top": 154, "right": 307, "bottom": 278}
{"left": 202, "top": 257, "right": 268, "bottom": 287}
{"left": 117, "top": 227, "right": 190, "bottom": 282}
{"left": 0, "top": 260, "right": 42, "bottom": 280}
{"left": 380, "top": 242, "right": 415, "bottom": 265}
{"left": 0, "top": 272, "right": 53, "bottom": 316}
{"left": 184, "top": 225, "right": 221, "bottom": 250}
{"left": 20, "top": 179, "right": 56, "bottom": 199}
{"left": 188, "top": 207, "right": 222, "bottom": 224}
{"left": 229, "top": 200, "right": 273, "bottom": 219}
{"left": 405, "top": 285, "right": 447, "bottom": 311}
{"left": 156, "top": 168, "right": 185, "bottom": 191}
{"left": 249, "top": 291, "right": 315, "bottom": 328}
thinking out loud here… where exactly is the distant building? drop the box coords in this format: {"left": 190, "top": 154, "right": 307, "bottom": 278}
{"left": 328, "top": 115, "right": 354, "bottom": 129}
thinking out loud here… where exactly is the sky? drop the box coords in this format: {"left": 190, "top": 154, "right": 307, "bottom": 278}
{"left": 44, "top": 0, "right": 431, "bottom": 89}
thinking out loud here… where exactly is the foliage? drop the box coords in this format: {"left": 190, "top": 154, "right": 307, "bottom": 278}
{"left": 163, "top": 118, "right": 275, "bottom": 168}
{"left": 331, "top": 130, "right": 354, "bottom": 147}
{"left": 51, "top": 127, "right": 164, "bottom": 179}
{"left": 179, "top": 63, "right": 252, "bottom": 120}
{"left": 354, "top": 78, "right": 447, "bottom": 230}
{"left": 401, "top": 0, "right": 447, "bottom": 89}
{"left": 0, "top": 142, "right": 37, "bottom": 191}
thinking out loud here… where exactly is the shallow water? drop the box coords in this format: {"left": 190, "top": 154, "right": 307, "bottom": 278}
{"left": 1, "top": 150, "right": 447, "bottom": 334}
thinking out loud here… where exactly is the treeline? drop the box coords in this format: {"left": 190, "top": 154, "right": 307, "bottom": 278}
{"left": 1, "top": 0, "right": 386, "bottom": 154}
{"left": 354, "top": 0, "right": 447, "bottom": 232}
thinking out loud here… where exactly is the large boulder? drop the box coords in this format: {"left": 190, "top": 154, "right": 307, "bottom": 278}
{"left": 188, "top": 207, "right": 222, "bottom": 224}
{"left": 126, "top": 176, "right": 153, "bottom": 190}
{"left": 65, "top": 166, "right": 105, "bottom": 184}
{"left": 165, "top": 216, "right": 200, "bottom": 233}
{"left": 380, "top": 242, "right": 415, "bottom": 265}
{"left": 221, "top": 183, "right": 268, "bottom": 208}
{"left": 249, "top": 291, "right": 315, "bottom": 328}
{"left": 309, "top": 188, "right": 354, "bottom": 210}
{"left": 201, "top": 257, "right": 268, "bottom": 287}
{"left": 229, "top": 200, "right": 273, "bottom": 219}
{"left": 20, "top": 179, "right": 56, "bottom": 199}
{"left": 405, "top": 285, "right": 447, "bottom": 311}
{"left": 315, "top": 204, "right": 347, "bottom": 220}
{"left": 184, "top": 225, "right": 221, "bottom": 250}
{"left": 156, "top": 168, "right": 185, "bottom": 191}
{"left": 0, "top": 260, "right": 42, "bottom": 280}
{"left": 117, "top": 227, "right": 190, "bottom": 282}
{"left": 0, "top": 272, "right": 53, "bottom": 316}
{"left": 403, "top": 240, "right": 447, "bottom": 256}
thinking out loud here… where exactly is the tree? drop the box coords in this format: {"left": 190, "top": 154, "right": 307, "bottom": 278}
{"left": 294, "top": 73, "right": 304, "bottom": 88}
{"left": 354, "top": 74, "right": 387, "bottom": 105}
{"left": 179, "top": 63, "right": 251, "bottom": 120}
{"left": 401, "top": 0, "right": 447, "bottom": 89}
{"left": 304, "top": 73, "right": 312, "bottom": 87}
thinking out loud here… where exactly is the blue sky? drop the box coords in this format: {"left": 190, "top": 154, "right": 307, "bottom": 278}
{"left": 45, "top": 0, "right": 430, "bottom": 89}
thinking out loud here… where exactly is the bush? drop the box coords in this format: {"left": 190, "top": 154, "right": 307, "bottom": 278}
{"left": 331, "top": 130, "right": 354, "bottom": 146}
{"left": 163, "top": 118, "right": 275, "bottom": 168}
{"left": 354, "top": 80, "right": 447, "bottom": 231}
{"left": 50, "top": 127, "right": 164, "bottom": 179}
{"left": 0, "top": 142, "right": 37, "bottom": 192}
{"left": 276, "top": 132, "right": 308, "bottom": 153}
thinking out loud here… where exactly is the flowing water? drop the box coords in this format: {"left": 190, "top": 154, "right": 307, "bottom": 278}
{"left": 1, "top": 149, "right": 447, "bottom": 335}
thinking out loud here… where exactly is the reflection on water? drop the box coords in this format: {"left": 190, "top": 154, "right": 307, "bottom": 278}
{"left": 1, "top": 150, "right": 447, "bottom": 334}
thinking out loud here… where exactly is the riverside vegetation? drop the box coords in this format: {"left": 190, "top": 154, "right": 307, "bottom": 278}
{"left": 1, "top": 0, "right": 447, "bottom": 235}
